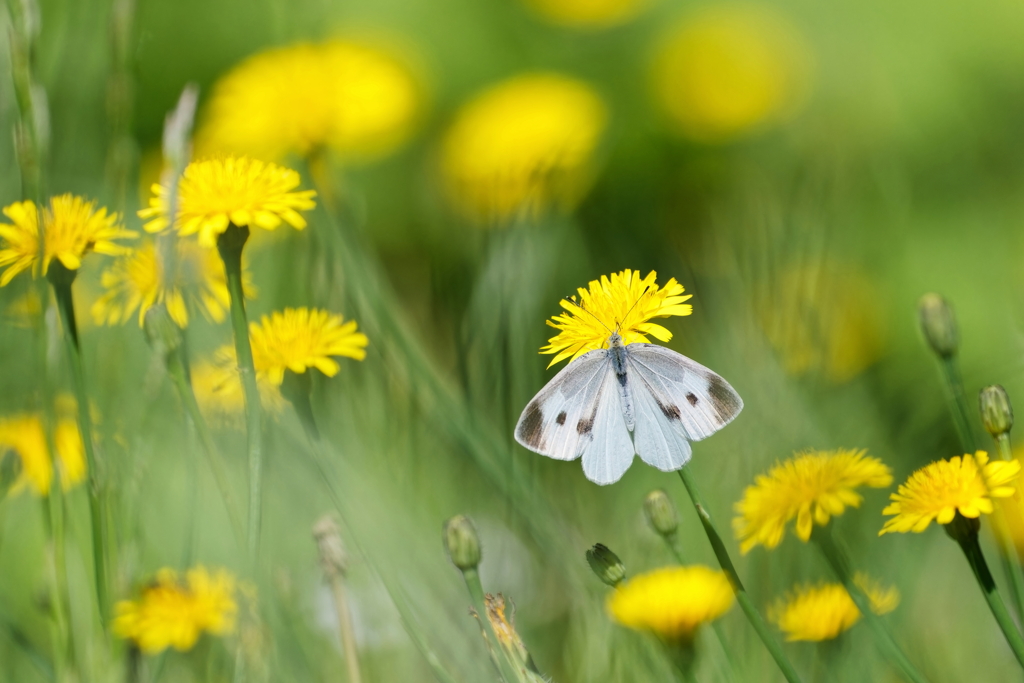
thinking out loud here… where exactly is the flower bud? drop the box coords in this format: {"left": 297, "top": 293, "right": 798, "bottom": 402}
{"left": 918, "top": 293, "right": 958, "bottom": 358}
{"left": 444, "top": 515, "right": 481, "bottom": 570}
{"left": 643, "top": 489, "right": 679, "bottom": 536}
{"left": 980, "top": 385, "right": 1013, "bottom": 437}
{"left": 586, "top": 543, "right": 625, "bottom": 587}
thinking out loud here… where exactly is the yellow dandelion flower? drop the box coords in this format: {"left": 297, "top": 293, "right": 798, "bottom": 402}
{"left": 90, "top": 238, "right": 257, "bottom": 328}
{"left": 441, "top": 73, "right": 607, "bottom": 223}
{"left": 607, "top": 565, "right": 734, "bottom": 642}
{"left": 734, "top": 449, "right": 893, "bottom": 553}
{"left": 196, "top": 40, "right": 420, "bottom": 163}
{"left": 113, "top": 566, "right": 238, "bottom": 654}
{"left": 139, "top": 156, "right": 316, "bottom": 248}
{"left": 880, "top": 451, "right": 1020, "bottom": 535}
{"left": 0, "top": 195, "right": 135, "bottom": 285}
{"left": 190, "top": 348, "right": 285, "bottom": 425}
{"left": 770, "top": 574, "right": 899, "bottom": 642}
{"left": 541, "top": 269, "right": 692, "bottom": 367}
{"left": 249, "top": 307, "right": 368, "bottom": 386}
{"left": 0, "top": 412, "right": 85, "bottom": 496}
{"left": 523, "top": 0, "right": 650, "bottom": 28}
{"left": 651, "top": 4, "right": 812, "bottom": 143}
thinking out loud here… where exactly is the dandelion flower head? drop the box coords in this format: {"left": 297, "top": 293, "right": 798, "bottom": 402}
{"left": 523, "top": 0, "right": 650, "bottom": 28}
{"left": 441, "top": 73, "right": 607, "bottom": 224}
{"left": 770, "top": 574, "right": 899, "bottom": 642}
{"left": 0, "top": 195, "right": 135, "bottom": 285}
{"left": 191, "top": 348, "right": 285, "bottom": 425}
{"left": 91, "top": 238, "right": 257, "bottom": 328}
{"left": 607, "top": 565, "right": 734, "bottom": 642}
{"left": 0, "top": 410, "right": 85, "bottom": 496}
{"left": 139, "top": 156, "right": 316, "bottom": 248}
{"left": 652, "top": 4, "right": 812, "bottom": 142}
{"left": 196, "top": 40, "right": 420, "bottom": 163}
{"left": 113, "top": 566, "right": 238, "bottom": 654}
{"left": 541, "top": 269, "right": 692, "bottom": 367}
{"left": 880, "top": 451, "right": 1020, "bottom": 535}
{"left": 249, "top": 307, "right": 368, "bottom": 385}
{"left": 734, "top": 449, "right": 893, "bottom": 553}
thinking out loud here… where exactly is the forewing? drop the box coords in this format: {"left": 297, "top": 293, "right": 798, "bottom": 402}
{"left": 514, "top": 350, "right": 610, "bottom": 461}
{"left": 580, "top": 368, "right": 637, "bottom": 485}
{"left": 625, "top": 344, "right": 744, "bottom": 442}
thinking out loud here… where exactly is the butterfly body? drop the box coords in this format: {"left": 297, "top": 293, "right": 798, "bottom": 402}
{"left": 515, "top": 335, "right": 743, "bottom": 485}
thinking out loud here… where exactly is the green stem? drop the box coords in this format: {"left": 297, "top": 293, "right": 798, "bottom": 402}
{"left": 992, "top": 432, "right": 1024, "bottom": 623}
{"left": 48, "top": 268, "right": 111, "bottom": 628}
{"left": 958, "top": 532, "right": 1024, "bottom": 669}
{"left": 216, "top": 224, "right": 263, "bottom": 560}
{"left": 812, "top": 527, "right": 930, "bottom": 683}
{"left": 675, "top": 468, "right": 803, "bottom": 683}
{"left": 940, "top": 356, "right": 977, "bottom": 453}
{"left": 41, "top": 495, "right": 70, "bottom": 682}
{"left": 460, "top": 567, "right": 521, "bottom": 683}
{"left": 165, "top": 345, "right": 245, "bottom": 543}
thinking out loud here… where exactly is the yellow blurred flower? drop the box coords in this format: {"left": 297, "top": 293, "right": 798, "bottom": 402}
{"left": 734, "top": 449, "right": 892, "bottom": 553}
{"left": 113, "top": 566, "right": 238, "bottom": 654}
{"left": 441, "top": 73, "right": 607, "bottom": 223}
{"left": 196, "top": 40, "right": 420, "bottom": 163}
{"left": 880, "top": 451, "right": 1020, "bottom": 535}
{"left": 523, "top": 0, "right": 650, "bottom": 28}
{"left": 607, "top": 565, "right": 733, "bottom": 642}
{"left": 191, "top": 348, "right": 285, "bottom": 424}
{"left": 249, "top": 307, "right": 368, "bottom": 385}
{"left": 0, "top": 411, "right": 85, "bottom": 496}
{"left": 0, "top": 195, "right": 135, "bottom": 285}
{"left": 91, "top": 238, "right": 257, "bottom": 328}
{"left": 770, "top": 574, "right": 899, "bottom": 642}
{"left": 760, "top": 264, "right": 885, "bottom": 383}
{"left": 652, "top": 4, "right": 812, "bottom": 142}
{"left": 139, "top": 156, "right": 316, "bottom": 248}
{"left": 541, "top": 269, "right": 692, "bottom": 367}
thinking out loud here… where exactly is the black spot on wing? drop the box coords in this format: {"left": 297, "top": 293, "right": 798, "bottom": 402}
{"left": 655, "top": 397, "right": 681, "bottom": 421}
{"left": 577, "top": 417, "right": 594, "bottom": 435}
{"left": 556, "top": 411, "right": 567, "bottom": 425}
{"left": 518, "top": 401, "right": 546, "bottom": 449}
{"left": 707, "top": 373, "right": 741, "bottom": 422}
{"left": 686, "top": 392, "right": 699, "bottom": 406}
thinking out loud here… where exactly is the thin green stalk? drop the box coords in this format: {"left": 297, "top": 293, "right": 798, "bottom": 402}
{"left": 216, "top": 224, "right": 263, "bottom": 559}
{"left": 460, "top": 567, "right": 521, "bottom": 683}
{"left": 41, "top": 496, "right": 69, "bottom": 682}
{"left": 812, "top": 527, "right": 930, "bottom": 683}
{"left": 958, "top": 532, "right": 1024, "bottom": 669}
{"left": 667, "top": 644, "right": 697, "bottom": 683}
{"left": 165, "top": 345, "right": 244, "bottom": 543}
{"left": 676, "top": 467, "right": 803, "bottom": 683}
{"left": 939, "top": 356, "right": 977, "bottom": 453}
{"left": 48, "top": 268, "right": 111, "bottom": 627}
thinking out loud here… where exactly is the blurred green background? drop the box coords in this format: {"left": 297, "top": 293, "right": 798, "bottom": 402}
{"left": 4, "top": 0, "right": 1024, "bottom": 680}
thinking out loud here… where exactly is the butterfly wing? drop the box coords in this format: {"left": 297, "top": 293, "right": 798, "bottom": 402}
{"left": 515, "top": 350, "right": 635, "bottom": 484}
{"left": 626, "top": 344, "right": 743, "bottom": 470}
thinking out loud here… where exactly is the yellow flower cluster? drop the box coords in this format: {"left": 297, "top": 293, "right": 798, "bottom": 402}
{"left": 250, "top": 307, "right": 369, "bottom": 386}
{"left": 196, "top": 40, "right": 420, "bottom": 163}
{"left": 541, "top": 269, "right": 692, "bottom": 367}
{"left": 113, "top": 566, "right": 238, "bottom": 654}
{"left": 734, "top": 449, "right": 893, "bottom": 553}
{"left": 191, "top": 347, "right": 285, "bottom": 423}
{"left": 770, "top": 574, "right": 899, "bottom": 642}
{"left": 442, "top": 73, "right": 607, "bottom": 223}
{"left": 0, "top": 409, "right": 85, "bottom": 496}
{"left": 881, "top": 451, "right": 1021, "bottom": 535}
{"left": 607, "top": 565, "right": 733, "bottom": 642}
{"left": 140, "top": 156, "right": 317, "bottom": 247}
{"left": 0, "top": 195, "right": 135, "bottom": 285}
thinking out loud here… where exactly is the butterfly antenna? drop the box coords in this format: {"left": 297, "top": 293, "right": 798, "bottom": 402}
{"left": 564, "top": 296, "right": 614, "bottom": 335}
{"left": 614, "top": 284, "right": 652, "bottom": 333}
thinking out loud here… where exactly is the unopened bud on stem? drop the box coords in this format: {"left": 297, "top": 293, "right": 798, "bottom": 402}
{"left": 644, "top": 489, "right": 679, "bottom": 537}
{"left": 586, "top": 543, "right": 626, "bottom": 587}
{"left": 980, "top": 385, "right": 1013, "bottom": 438}
{"left": 918, "top": 293, "right": 958, "bottom": 358}
{"left": 444, "top": 515, "right": 481, "bottom": 570}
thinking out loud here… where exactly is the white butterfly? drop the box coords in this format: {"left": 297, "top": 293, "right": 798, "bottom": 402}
{"left": 514, "top": 332, "right": 743, "bottom": 485}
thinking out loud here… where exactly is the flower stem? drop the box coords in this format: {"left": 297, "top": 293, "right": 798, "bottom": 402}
{"left": 460, "top": 567, "right": 521, "bottom": 683}
{"left": 991, "top": 432, "right": 1024, "bottom": 623}
{"left": 216, "top": 224, "right": 263, "bottom": 560}
{"left": 939, "top": 356, "right": 977, "bottom": 453}
{"left": 41, "top": 495, "right": 71, "bottom": 681}
{"left": 957, "top": 532, "right": 1024, "bottom": 668}
{"left": 48, "top": 266, "right": 111, "bottom": 627}
{"left": 675, "top": 467, "right": 803, "bottom": 683}
{"left": 812, "top": 526, "right": 930, "bottom": 683}
{"left": 164, "top": 344, "right": 245, "bottom": 543}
